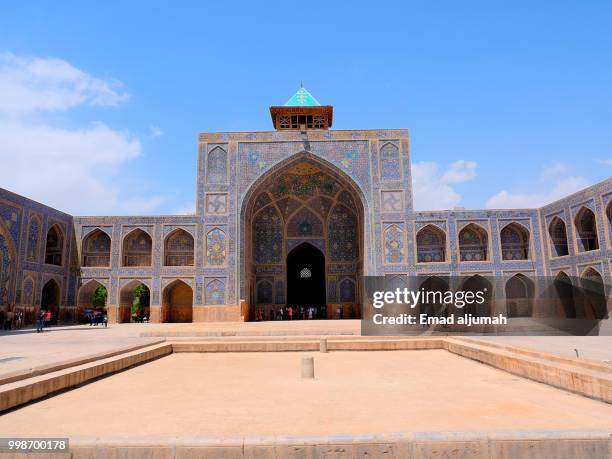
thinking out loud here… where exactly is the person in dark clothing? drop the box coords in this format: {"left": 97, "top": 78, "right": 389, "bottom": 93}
{"left": 36, "top": 310, "right": 45, "bottom": 333}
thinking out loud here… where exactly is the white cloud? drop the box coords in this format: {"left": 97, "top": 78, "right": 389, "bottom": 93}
{"left": 149, "top": 125, "right": 164, "bottom": 138}
{"left": 412, "top": 160, "right": 477, "bottom": 210}
{"left": 598, "top": 159, "right": 612, "bottom": 166}
{"left": 486, "top": 164, "right": 591, "bottom": 209}
{"left": 0, "top": 53, "right": 165, "bottom": 215}
{"left": 0, "top": 53, "right": 128, "bottom": 116}
{"left": 441, "top": 160, "right": 477, "bottom": 183}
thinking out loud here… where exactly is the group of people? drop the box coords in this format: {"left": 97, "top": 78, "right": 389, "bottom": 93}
{"left": 254, "top": 305, "right": 326, "bottom": 321}
{"left": 84, "top": 309, "right": 108, "bottom": 327}
{"left": 0, "top": 307, "right": 25, "bottom": 330}
{"left": 35, "top": 309, "right": 53, "bottom": 332}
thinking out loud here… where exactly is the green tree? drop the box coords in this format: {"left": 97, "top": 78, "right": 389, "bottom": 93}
{"left": 131, "top": 284, "right": 150, "bottom": 320}
{"left": 92, "top": 286, "right": 107, "bottom": 309}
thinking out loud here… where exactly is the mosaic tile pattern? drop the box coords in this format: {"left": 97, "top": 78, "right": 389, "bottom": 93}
{"left": 383, "top": 223, "right": 405, "bottom": 264}
{"left": 0, "top": 127, "right": 610, "bottom": 318}
{"left": 206, "top": 228, "right": 226, "bottom": 265}
{"left": 206, "top": 145, "right": 228, "bottom": 184}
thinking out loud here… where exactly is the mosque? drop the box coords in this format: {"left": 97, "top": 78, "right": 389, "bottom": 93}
{"left": 0, "top": 87, "right": 610, "bottom": 324}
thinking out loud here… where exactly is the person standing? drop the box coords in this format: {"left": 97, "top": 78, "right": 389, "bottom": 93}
{"left": 288, "top": 306, "right": 293, "bottom": 321}
{"left": 36, "top": 310, "right": 45, "bottom": 333}
{"left": 4, "top": 308, "right": 14, "bottom": 330}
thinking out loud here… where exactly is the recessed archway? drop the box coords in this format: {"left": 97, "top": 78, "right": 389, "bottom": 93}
{"left": 164, "top": 229, "right": 194, "bottom": 266}
{"left": 416, "top": 225, "right": 446, "bottom": 263}
{"left": 118, "top": 280, "right": 150, "bottom": 323}
{"left": 77, "top": 280, "right": 108, "bottom": 322}
{"left": 162, "top": 280, "right": 193, "bottom": 323}
{"left": 45, "top": 225, "right": 64, "bottom": 266}
{"left": 286, "top": 243, "right": 326, "bottom": 315}
{"left": 458, "top": 224, "right": 488, "bottom": 261}
{"left": 549, "top": 217, "right": 569, "bottom": 257}
{"left": 553, "top": 271, "right": 576, "bottom": 318}
{"left": 0, "top": 221, "right": 16, "bottom": 307}
{"left": 580, "top": 268, "right": 607, "bottom": 320}
{"left": 500, "top": 223, "right": 530, "bottom": 260}
{"left": 41, "top": 279, "right": 60, "bottom": 325}
{"left": 122, "top": 229, "right": 152, "bottom": 267}
{"left": 240, "top": 152, "right": 366, "bottom": 320}
{"left": 82, "top": 229, "right": 111, "bottom": 267}
{"left": 574, "top": 207, "right": 599, "bottom": 252}
{"left": 505, "top": 274, "right": 534, "bottom": 317}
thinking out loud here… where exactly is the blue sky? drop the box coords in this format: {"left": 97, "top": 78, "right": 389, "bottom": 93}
{"left": 0, "top": 1, "right": 610, "bottom": 215}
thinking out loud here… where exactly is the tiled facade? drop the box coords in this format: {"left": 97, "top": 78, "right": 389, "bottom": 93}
{"left": 1, "top": 126, "right": 610, "bottom": 323}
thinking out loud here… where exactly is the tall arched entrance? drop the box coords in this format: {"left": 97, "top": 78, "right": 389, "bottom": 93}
{"left": 287, "top": 243, "right": 326, "bottom": 314}
{"left": 241, "top": 153, "right": 365, "bottom": 320}
{"left": 41, "top": 279, "right": 60, "bottom": 325}
{"left": 162, "top": 280, "right": 193, "bottom": 323}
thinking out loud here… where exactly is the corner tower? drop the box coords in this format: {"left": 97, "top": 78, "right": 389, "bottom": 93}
{"left": 269, "top": 86, "right": 333, "bottom": 130}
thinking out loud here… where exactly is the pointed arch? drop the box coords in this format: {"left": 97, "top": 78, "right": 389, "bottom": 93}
{"left": 416, "top": 224, "right": 446, "bottom": 263}
{"left": 22, "top": 275, "right": 36, "bottom": 307}
{"left": 82, "top": 229, "right": 111, "bottom": 267}
{"left": 41, "top": 278, "right": 60, "bottom": 324}
{"left": 379, "top": 142, "right": 401, "bottom": 180}
{"left": 26, "top": 214, "right": 42, "bottom": 262}
{"left": 549, "top": 216, "right": 569, "bottom": 257}
{"left": 500, "top": 222, "right": 530, "bottom": 260}
{"left": 162, "top": 280, "right": 193, "bottom": 323}
{"left": 553, "top": 271, "right": 576, "bottom": 318}
{"left": 286, "top": 207, "right": 323, "bottom": 237}
{"left": 240, "top": 151, "right": 367, "bottom": 309}
{"left": 338, "top": 277, "right": 356, "bottom": 303}
{"left": 0, "top": 220, "right": 16, "bottom": 306}
{"left": 206, "top": 145, "right": 228, "bottom": 184}
{"left": 383, "top": 224, "right": 404, "bottom": 264}
{"left": 164, "top": 229, "right": 194, "bottom": 266}
{"left": 77, "top": 279, "right": 108, "bottom": 311}
{"left": 45, "top": 224, "right": 64, "bottom": 266}
{"left": 122, "top": 228, "right": 152, "bottom": 267}
{"left": 505, "top": 274, "right": 534, "bottom": 317}
{"left": 118, "top": 280, "right": 150, "bottom": 323}
{"left": 580, "top": 267, "right": 607, "bottom": 319}
{"left": 458, "top": 223, "right": 488, "bottom": 261}
{"left": 574, "top": 207, "right": 599, "bottom": 252}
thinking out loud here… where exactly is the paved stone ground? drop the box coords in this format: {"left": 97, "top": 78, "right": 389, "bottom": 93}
{"left": 0, "top": 323, "right": 162, "bottom": 376}
{"left": 1, "top": 321, "right": 611, "bottom": 378}
{"left": 0, "top": 351, "right": 610, "bottom": 437}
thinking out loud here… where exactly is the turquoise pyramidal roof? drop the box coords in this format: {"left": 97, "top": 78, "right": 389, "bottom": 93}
{"left": 284, "top": 86, "right": 321, "bottom": 107}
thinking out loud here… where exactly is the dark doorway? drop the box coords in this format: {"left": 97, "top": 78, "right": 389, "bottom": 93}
{"left": 287, "top": 243, "right": 326, "bottom": 312}
{"left": 41, "top": 279, "right": 60, "bottom": 325}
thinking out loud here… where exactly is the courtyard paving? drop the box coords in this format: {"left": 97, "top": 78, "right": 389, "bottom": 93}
{"left": 1, "top": 320, "right": 612, "bottom": 379}
{"left": 0, "top": 351, "right": 610, "bottom": 438}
